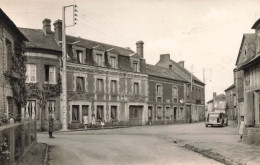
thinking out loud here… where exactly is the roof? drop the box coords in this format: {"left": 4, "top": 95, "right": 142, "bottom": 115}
{"left": 0, "top": 8, "right": 28, "bottom": 41}
{"left": 207, "top": 99, "right": 213, "bottom": 103}
{"left": 19, "top": 28, "right": 61, "bottom": 52}
{"left": 146, "top": 64, "right": 188, "bottom": 82}
{"left": 252, "top": 18, "right": 260, "bottom": 29}
{"left": 19, "top": 28, "right": 135, "bottom": 56}
{"left": 170, "top": 59, "right": 205, "bottom": 85}
{"left": 237, "top": 53, "right": 260, "bottom": 71}
{"left": 235, "top": 33, "right": 256, "bottom": 66}
{"left": 224, "top": 84, "right": 235, "bottom": 92}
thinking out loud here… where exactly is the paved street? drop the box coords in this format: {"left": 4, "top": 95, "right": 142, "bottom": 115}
{"left": 37, "top": 122, "right": 241, "bottom": 165}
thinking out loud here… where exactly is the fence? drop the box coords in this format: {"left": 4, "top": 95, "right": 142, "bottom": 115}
{"left": 0, "top": 120, "right": 37, "bottom": 165}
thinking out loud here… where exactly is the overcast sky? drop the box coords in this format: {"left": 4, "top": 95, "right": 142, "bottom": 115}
{"left": 1, "top": 0, "right": 260, "bottom": 102}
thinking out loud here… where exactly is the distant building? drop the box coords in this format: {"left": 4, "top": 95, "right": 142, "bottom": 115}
{"left": 206, "top": 92, "right": 226, "bottom": 115}
{"left": 224, "top": 84, "right": 237, "bottom": 120}
{"left": 0, "top": 9, "right": 28, "bottom": 119}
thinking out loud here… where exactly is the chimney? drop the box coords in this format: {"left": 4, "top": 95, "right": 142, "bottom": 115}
{"left": 178, "top": 61, "right": 184, "bottom": 67}
{"left": 53, "top": 20, "right": 62, "bottom": 42}
{"left": 160, "top": 54, "right": 170, "bottom": 61}
{"left": 42, "top": 18, "right": 51, "bottom": 35}
{"left": 136, "top": 41, "right": 144, "bottom": 58}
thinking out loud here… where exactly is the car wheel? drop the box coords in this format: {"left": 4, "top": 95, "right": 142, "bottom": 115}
{"left": 205, "top": 124, "right": 208, "bottom": 127}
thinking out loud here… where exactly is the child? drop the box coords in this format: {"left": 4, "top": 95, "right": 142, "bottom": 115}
{"left": 239, "top": 116, "right": 245, "bottom": 141}
{"left": 83, "top": 114, "right": 88, "bottom": 129}
{"left": 101, "top": 119, "right": 105, "bottom": 128}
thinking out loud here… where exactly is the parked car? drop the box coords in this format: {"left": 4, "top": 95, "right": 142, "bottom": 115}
{"left": 205, "top": 112, "right": 228, "bottom": 127}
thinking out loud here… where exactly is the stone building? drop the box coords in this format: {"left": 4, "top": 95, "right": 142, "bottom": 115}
{"left": 146, "top": 64, "right": 188, "bottom": 125}
{"left": 0, "top": 8, "right": 28, "bottom": 118}
{"left": 19, "top": 19, "right": 62, "bottom": 130}
{"left": 236, "top": 18, "right": 260, "bottom": 145}
{"left": 156, "top": 54, "right": 205, "bottom": 123}
{"left": 206, "top": 93, "right": 226, "bottom": 116}
{"left": 224, "top": 84, "right": 237, "bottom": 120}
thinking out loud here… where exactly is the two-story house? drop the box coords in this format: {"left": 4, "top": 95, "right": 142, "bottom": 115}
{"left": 0, "top": 8, "right": 28, "bottom": 119}
{"left": 224, "top": 84, "right": 237, "bottom": 120}
{"left": 156, "top": 54, "right": 205, "bottom": 123}
{"left": 20, "top": 19, "right": 61, "bottom": 131}
{"left": 146, "top": 64, "right": 188, "bottom": 125}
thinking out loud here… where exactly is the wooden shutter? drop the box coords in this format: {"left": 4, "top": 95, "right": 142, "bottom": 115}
{"left": 246, "top": 92, "right": 254, "bottom": 126}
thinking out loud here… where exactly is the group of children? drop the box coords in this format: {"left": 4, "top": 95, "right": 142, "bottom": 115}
{"left": 83, "top": 114, "right": 105, "bottom": 129}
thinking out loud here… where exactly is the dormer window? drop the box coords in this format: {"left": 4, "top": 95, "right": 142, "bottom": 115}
{"left": 96, "top": 54, "right": 102, "bottom": 66}
{"left": 133, "top": 61, "right": 138, "bottom": 72}
{"left": 76, "top": 50, "right": 83, "bottom": 63}
{"left": 110, "top": 56, "right": 116, "bottom": 68}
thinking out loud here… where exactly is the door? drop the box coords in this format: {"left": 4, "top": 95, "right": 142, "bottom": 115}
{"left": 148, "top": 106, "right": 152, "bottom": 124}
{"left": 186, "top": 105, "right": 192, "bottom": 123}
{"left": 129, "top": 106, "right": 143, "bottom": 126}
{"left": 173, "top": 107, "right": 177, "bottom": 121}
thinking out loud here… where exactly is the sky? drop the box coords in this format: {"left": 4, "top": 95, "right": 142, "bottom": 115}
{"left": 1, "top": 0, "right": 260, "bottom": 102}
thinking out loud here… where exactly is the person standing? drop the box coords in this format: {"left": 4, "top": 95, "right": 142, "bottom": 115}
{"left": 83, "top": 114, "right": 88, "bottom": 129}
{"left": 48, "top": 110, "right": 55, "bottom": 138}
{"left": 239, "top": 116, "right": 245, "bottom": 141}
{"left": 91, "top": 114, "right": 96, "bottom": 128}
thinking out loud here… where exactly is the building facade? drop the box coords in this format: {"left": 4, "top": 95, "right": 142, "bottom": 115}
{"left": 146, "top": 64, "right": 188, "bottom": 125}
{"left": 156, "top": 54, "right": 205, "bottom": 123}
{"left": 224, "top": 84, "right": 237, "bottom": 120}
{"left": 0, "top": 9, "right": 28, "bottom": 119}
{"left": 235, "top": 18, "right": 260, "bottom": 145}
{"left": 206, "top": 93, "right": 226, "bottom": 116}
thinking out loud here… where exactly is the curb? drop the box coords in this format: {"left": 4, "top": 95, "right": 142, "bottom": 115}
{"left": 184, "top": 144, "right": 247, "bottom": 165}
{"left": 43, "top": 143, "right": 49, "bottom": 165}
{"left": 55, "top": 126, "right": 129, "bottom": 133}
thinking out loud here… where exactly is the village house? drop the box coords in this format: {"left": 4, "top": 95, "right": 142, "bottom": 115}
{"left": 236, "top": 18, "right": 260, "bottom": 145}
{"left": 206, "top": 92, "right": 226, "bottom": 116}
{"left": 224, "top": 84, "right": 237, "bottom": 121}
{"left": 156, "top": 54, "right": 205, "bottom": 123}
{"left": 146, "top": 63, "right": 188, "bottom": 125}
{"left": 0, "top": 8, "right": 28, "bottom": 119}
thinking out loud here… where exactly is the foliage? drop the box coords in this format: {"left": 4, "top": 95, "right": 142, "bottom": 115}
{"left": 0, "top": 137, "right": 10, "bottom": 162}
{"left": 0, "top": 112, "right": 9, "bottom": 126}
{"left": 10, "top": 43, "right": 27, "bottom": 107}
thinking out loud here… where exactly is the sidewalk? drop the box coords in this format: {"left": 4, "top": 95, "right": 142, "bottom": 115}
{"left": 180, "top": 121, "right": 260, "bottom": 165}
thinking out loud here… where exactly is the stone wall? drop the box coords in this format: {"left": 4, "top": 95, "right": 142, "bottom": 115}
{"left": 242, "top": 127, "right": 260, "bottom": 146}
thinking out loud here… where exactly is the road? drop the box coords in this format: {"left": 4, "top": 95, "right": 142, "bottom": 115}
{"left": 38, "top": 122, "right": 239, "bottom": 165}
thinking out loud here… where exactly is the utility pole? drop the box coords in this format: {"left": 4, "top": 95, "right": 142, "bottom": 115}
{"left": 60, "top": 4, "right": 77, "bottom": 131}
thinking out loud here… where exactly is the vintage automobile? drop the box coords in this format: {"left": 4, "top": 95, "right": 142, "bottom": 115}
{"left": 205, "top": 112, "right": 228, "bottom": 127}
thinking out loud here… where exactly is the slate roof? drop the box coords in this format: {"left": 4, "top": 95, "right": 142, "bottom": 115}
{"left": 146, "top": 64, "right": 188, "bottom": 82}
{"left": 252, "top": 18, "right": 260, "bottom": 29}
{"left": 0, "top": 8, "right": 28, "bottom": 41}
{"left": 224, "top": 84, "right": 235, "bottom": 92}
{"left": 19, "top": 28, "right": 135, "bottom": 56}
{"left": 235, "top": 33, "right": 256, "bottom": 66}
{"left": 19, "top": 28, "right": 60, "bottom": 52}
{"left": 169, "top": 59, "right": 205, "bottom": 85}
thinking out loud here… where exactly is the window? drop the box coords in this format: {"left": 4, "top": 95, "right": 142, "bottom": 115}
{"left": 45, "top": 65, "right": 56, "bottom": 84}
{"left": 157, "top": 106, "right": 162, "bottom": 119}
{"left": 166, "top": 107, "right": 170, "bottom": 119}
{"left": 25, "top": 100, "right": 36, "bottom": 119}
{"left": 47, "top": 101, "right": 55, "bottom": 119}
{"left": 82, "top": 105, "right": 89, "bottom": 116}
{"left": 111, "top": 80, "right": 117, "bottom": 94}
{"left": 72, "top": 105, "right": 80, "bottom": 122}
{"left": 156, "top": 84, "right": 162, "bottom": 97}
{"left": 133, "top": 61, "right": 138, "bottom": 72}
{"left": 96, "top": 54, "right": 102, "bottom": 66}
{"left": 76, "top": 50, "right": 83, "bottom": 63}
{"left": 111, "top": 106, "right": 117, "bottom": 120}
{"left": 110, "top": 56, "right": 116, "bottom": 68}
{"left": 97, "top": 106, "right": 104, "bottom": 120}
{"left": 172, "top": 86, "right": 178, "bottom": 103}
{"left": 76, "top": 77, "right": 84, "bottom": 91}
{"left": 169, "top": 65, "right": 172, "bottom": 69}
{"left": 134, "top": 82, "right": 139, "bottom": 95}
{"left": 96, "top": 79, "right": 104, "bottom": 92}
{"left": 26, "top": 64, "right": 36, "bottom": 83}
